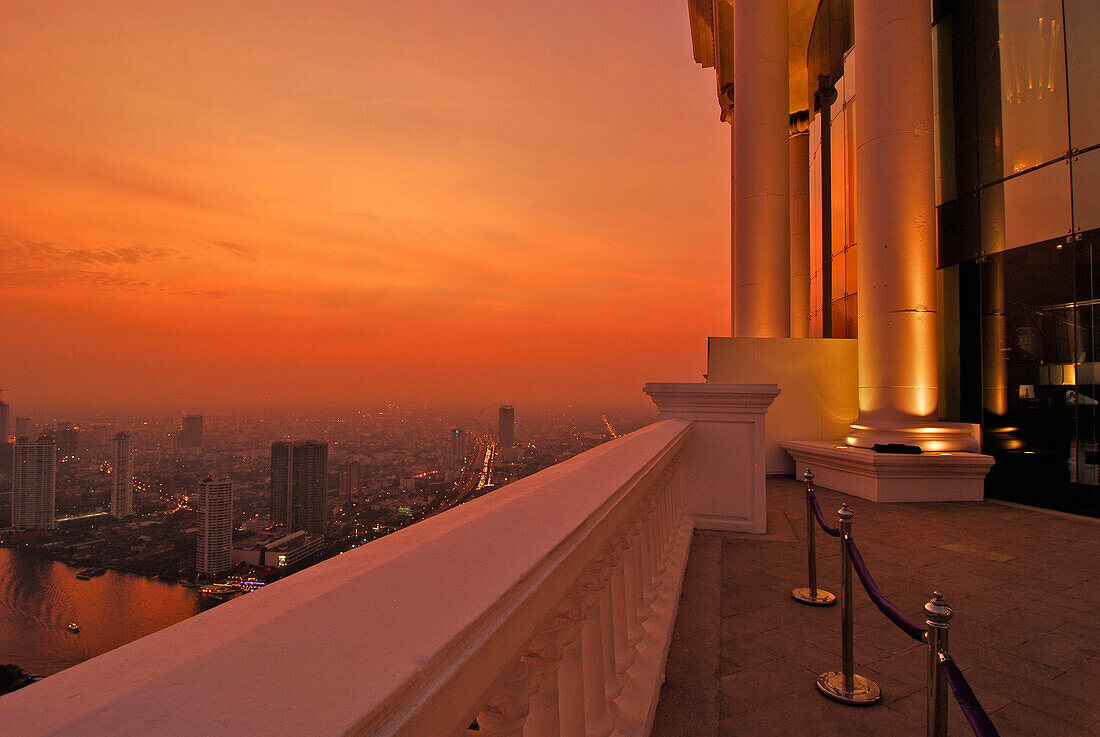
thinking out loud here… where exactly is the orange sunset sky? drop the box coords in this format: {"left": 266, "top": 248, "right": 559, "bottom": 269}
{"left": 1, "top": 1, "right": 730, "bottom": 413}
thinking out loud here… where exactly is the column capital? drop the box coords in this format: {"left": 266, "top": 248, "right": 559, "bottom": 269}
{"left": 719, "top": 83, "right": 734, "bottom": 123}
{"left": 789, "top": 110, "right": 810, "bottom": 136}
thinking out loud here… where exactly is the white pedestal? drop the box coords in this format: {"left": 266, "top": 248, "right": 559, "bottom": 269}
{"left": 645, "top": 383, "right": 780, "bottom": 532}
{"left": 782, "top": 440, "right": 995, "bottom": 502}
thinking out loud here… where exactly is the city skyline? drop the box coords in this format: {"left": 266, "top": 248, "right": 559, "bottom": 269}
{"left": 0, "top": 0, "right": 730, "bottom": 410}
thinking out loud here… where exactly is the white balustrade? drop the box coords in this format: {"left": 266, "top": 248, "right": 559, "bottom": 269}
{"left": 0, "top": 419, "right": 695, "bottom": 737}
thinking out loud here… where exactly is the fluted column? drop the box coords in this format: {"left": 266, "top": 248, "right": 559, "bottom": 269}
{"left": 733, "top": 0, "right": 790, "bottom": 337}
{"left": 790, "top": 111, "right": 811, "bottom": 338}
{"left": 847, "top": 0, "right": 978, "bottom": 451}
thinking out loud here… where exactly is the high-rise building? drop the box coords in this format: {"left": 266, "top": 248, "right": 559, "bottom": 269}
{"left": 498, "top": 406, "right": 515, "bottom": 447}
{"left": 110, "top": 432, "right": 133, "bottom": 518}
{"left": 12, "top": 436, "right": 56, "bottom": 530}
{"left": 337, "top": 461, "right": 360, "bottom": 502}
{"left": 14, "top": 417, "right": 31, "bottom": 439}
{"left": 450, "top": 428, "right": 468, "bottom": 462}
{"left": 90, "top": 424, "right": 110, "bottom": 448}
{"left": 270, "top": 440, "right": 328, "bottom": 535}
{"left": 196, "top": 476, "right": 233, "bottom": 575}
{"left": 55, "top": 423, "right": 79, "bottom": 458}
{"left": 178, "top": 415, "right": 203, "bottom": 449}
{"left": 0, "top": 398, "right": 9, "bottom": 443}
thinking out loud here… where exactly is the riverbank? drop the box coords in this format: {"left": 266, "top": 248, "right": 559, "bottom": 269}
{"left": 0, "top": 548, "right": 207, "bottom": 677}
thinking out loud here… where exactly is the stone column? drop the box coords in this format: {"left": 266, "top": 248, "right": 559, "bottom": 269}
{"left": 720, "top": 84, "right": 735, "bottom": 335}
{"left": 789, "top": 111, "right": 812, "bottom": 338}
{"left": 847, "top": 0, "right": 978, "bottom": 451}
{"left": 733, "top": 0, "right": 790, "bottom": 337}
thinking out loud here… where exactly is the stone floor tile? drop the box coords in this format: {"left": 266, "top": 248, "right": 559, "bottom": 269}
{"left": 987, "top": 700, "right": 1096, "bottom": 737}
{"left": 654, "top": 478, "right": 1100, "bottom": 737}
{"left": 718, "top": 658, "right": 809, "bottom": 716}
{"left": 1013, "top": 632, "right": 1100, "bottom": 672}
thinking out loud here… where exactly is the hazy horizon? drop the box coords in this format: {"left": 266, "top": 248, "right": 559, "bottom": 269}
{"left": 1, "top": 1, "right": 730, "bottom": 410}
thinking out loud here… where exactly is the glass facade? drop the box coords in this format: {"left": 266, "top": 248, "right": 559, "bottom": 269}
{"left": 936, "top": 0, "right": 1100, "bottom": 514}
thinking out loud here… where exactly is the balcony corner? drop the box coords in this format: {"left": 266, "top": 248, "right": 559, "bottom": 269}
{"left": 644, "top": 383, "right": 780, "bottom": 534}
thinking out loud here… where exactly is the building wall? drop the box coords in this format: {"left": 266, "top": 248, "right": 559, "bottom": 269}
{"left": 934, "top": 0, "right": 1100, "bottom": 514}
{"left": 12, "top": 438, "right": 56, "bottom": 530}
{"left": 197, "top": 477, "right": 233, "bottom": 575}
{"left": 808, "top": 47, "right": 859, "bottom": 339}
{"left": 270, "top": 441, "right": 328, "bottom": 535}
{"left": 111, "top": 432, "right": 133, "bottom": 518}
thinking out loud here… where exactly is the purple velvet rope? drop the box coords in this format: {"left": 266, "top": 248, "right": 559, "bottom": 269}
{"left": 807, "top": 487, "right": 841, "bottom": 537}
{"left": 940, "top": 657, "right": 1003, "bottom": 737}
{"left": 845, "top": 538, "right": 926, "bottom": 642}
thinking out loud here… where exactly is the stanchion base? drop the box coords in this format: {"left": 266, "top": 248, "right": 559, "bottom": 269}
{"left": 816, "top": 671, "right": 881, "bottom": 705}
{"left": 792, "top": 587, "right": 836, "bottom": 606}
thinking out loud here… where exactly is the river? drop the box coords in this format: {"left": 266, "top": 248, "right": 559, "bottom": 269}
{"left": 0, "top": 548, "right": 210, "bottom": 676}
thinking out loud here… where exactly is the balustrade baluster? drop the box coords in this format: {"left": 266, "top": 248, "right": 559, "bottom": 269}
{"left": 622, "top": 525, "right": 645, "bottom": 644}
{"left": 599, "top": 547, "right": 622, "bottom": 704}
{"left": 580, "top": 564, "right": 614, "bottom": 737}
{"left": 523, "top": 620, "right": 566, "bottom": 737}
{"left": 609, "top": 533, "right": 636, "bottom": 687}
{"left": 555, "top": 593, "right": 587, "bottom": 737}
{"left": 637, "top": 505, "right": 656, "bottom": 609}
{"left": 476, "top": 659, "right": 539, "bottom": 737}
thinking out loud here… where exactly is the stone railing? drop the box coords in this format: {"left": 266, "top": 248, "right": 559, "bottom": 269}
{"left": 0, "top": 419, "right": 696, "bottom": 737}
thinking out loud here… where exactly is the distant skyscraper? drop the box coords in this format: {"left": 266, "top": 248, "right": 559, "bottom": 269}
{"left": 498, "top": 405, "right": 515, "bottom": 447}
{"left": 12, "top": 436, "right": 56, "bottom": 530}
{"left": 270, "top": 440, "right": 328, "bottom": 535}
{"left": 90, "top": 424, "right": 110, "bottom": 448}
{"left": 178, "top": 415, "right": 203, "bottom": 449}
{"left": 55, "top": 423, "right": 79, "bottom": 458}
{"left": 196, "top": 476, "right": 233, "bottom": 575}
{"left": 14, "top": 417, "right": 31, "bottom": 440}
{"left": 0, "top": 398, "right": 9, "bottom": 443}
{"left": 451, "top": 428, "right": 468, "bottom": 462}
{"left": 338, "top": 461, "right": 360, "bottom": 502}
{"left": 110, "top": 432, "right": 133, "bottom": 518}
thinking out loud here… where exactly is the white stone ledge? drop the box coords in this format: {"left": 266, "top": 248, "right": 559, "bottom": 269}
{"left": 783, "top": 440, "right": 995, "bottom": 502}
{"left": 0, "top": 420, "right": 693, "bottom": 737}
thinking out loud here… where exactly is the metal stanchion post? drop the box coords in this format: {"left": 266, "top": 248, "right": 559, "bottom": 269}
{"left": 925, "top": 592, "right": 953, "bottom": 737}
{"left": 816, "top": 503, "right": 881, "bottom": 705}
{"left": 792, "top": 469, "right": 836, "bottom": 606}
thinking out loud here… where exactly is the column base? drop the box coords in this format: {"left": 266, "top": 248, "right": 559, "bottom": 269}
{"left": 782, "top": 440, "right": 994, "bottom": 502}
{"left": 845, "top": 421, "right": 981, "bottom": 453}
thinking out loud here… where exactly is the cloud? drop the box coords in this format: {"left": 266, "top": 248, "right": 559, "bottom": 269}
{"left": 0, "top": 235, "right": 172, "bottom": 293}
{"left": 213, "top": 241, "right": 258, "bottom": 261}
{"left": 0, "top": 236, "right": 176, "bottom": 266}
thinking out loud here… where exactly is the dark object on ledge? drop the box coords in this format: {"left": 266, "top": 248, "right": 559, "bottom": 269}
{"left": 871, "top": 443, "right": 923, "bottom": 454}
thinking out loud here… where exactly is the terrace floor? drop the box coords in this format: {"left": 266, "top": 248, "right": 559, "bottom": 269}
{"left": 652, "top": 478, "right": 1100, "bottom": 737}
